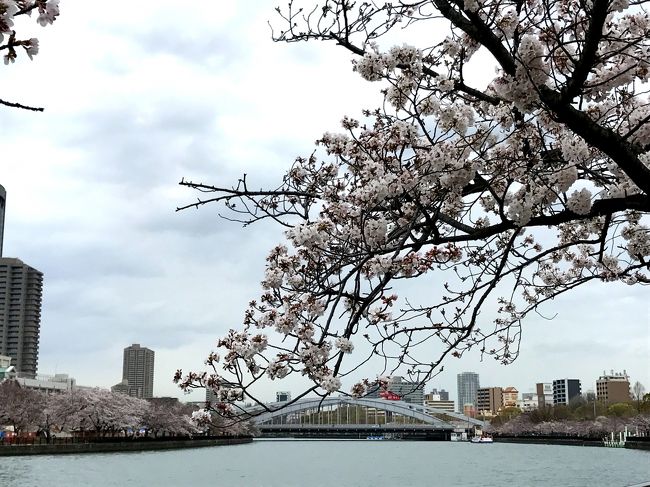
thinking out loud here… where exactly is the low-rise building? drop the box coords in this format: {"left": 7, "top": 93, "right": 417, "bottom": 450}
{"left": 15, "top": 373, "right": 76, "bottom": 393}
{"left": 519, "top": 392, "right": 539, "bottom": 411}
{"left": 502, "top": 386, "right": 519, "bottom": 408}
{"left": 423, "top": 392, "right": 455, "bottom": 412}
{"left": 553, "top": 379, "right": 581, "bottom": 405}
{"left": 276, "top": 391, "right": 291, "bottom": 403}
{"left": 596, "top": 370, "right": 630, "bottom": 404}
{"left": 477, "top": 387, "right": 503, "bottom": 415}
{"left": 0, "top": 354, "right": 15, "bottom": 380}
{"left": 536, "top": 383, "right": 553, "bottom": 408}
{"left": 463, "top": 404, "right": 477, "bottom": 418}
{"left": 429, "top": 388, "right": 450, "bottom": 401}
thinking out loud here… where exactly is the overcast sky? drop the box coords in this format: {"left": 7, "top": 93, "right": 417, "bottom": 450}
{"left": 1, "top": 0, "right": 647, "bottom": 403}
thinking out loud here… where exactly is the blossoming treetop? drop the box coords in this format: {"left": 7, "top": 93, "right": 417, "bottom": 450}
{"left": 0, "top": 0, "right": 60, "bottom": 111}
{"left": 176, "top": 0, "right": 649, "bottom": 413}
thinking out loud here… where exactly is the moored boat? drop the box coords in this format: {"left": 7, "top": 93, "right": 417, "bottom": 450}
{"left": 470, "top": 435, "right": 493, "bottom": 443}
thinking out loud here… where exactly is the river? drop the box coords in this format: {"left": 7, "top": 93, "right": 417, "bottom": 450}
{"left": 0, "top": 440, "right": 648, "bottom": 486}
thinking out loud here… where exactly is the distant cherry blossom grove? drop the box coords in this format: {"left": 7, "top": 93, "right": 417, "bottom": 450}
{"left": 0, "top": 0, "right": 60, "bottom": 110}
{"left": 177, "top": 0, "right": 650, "bottom": 415}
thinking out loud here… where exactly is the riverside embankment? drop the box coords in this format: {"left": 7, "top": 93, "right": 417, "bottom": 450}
{"left": 0, "top": 436, "right": 252, "bottom": 456}
{"left": 494, "top": 435, "right": 650, "bottom": 450}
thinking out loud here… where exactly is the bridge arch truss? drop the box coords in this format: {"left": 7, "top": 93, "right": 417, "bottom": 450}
{"left": 248, "top": 396, "right": 485, "bottom": 429}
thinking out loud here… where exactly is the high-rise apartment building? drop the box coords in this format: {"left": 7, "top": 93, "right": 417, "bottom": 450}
{"left": 553, "top": 378, "right": 581, "bottom": 405}
{"left": 477, "top": 387, "right": 503, "bottom": 415}
{"left": 0, "top": 257, "right": 43, "bottom": 378}
{"left": 457, "top": 372, "right": 480, "bottom": 413}
{"left": 596, "top": 371, "right": 630, "bottom": 404}
{"left": 0, "top": 184, "right": 6, "bottom": 257}
{"left": 122, "top": 344, "right": 155, "bottom": 398}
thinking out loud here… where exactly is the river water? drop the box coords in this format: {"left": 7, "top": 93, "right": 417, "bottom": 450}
{"left": 0, "top": 440, "right": 648, "bottom": 487}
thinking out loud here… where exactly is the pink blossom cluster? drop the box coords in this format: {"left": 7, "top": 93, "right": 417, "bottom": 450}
{"left": 0, "top": 0, "right": 58, "bottom": 65}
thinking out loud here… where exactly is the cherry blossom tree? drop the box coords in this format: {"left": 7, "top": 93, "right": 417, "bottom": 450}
{"left": 0, "top": 0, "right": 60, "bottom": 111}
{"left": 177, "top": 0, "right": 650, "bottom": 415}
{"left": 0, "top": 381, "right": 43, "bottom": 435}
{"left": 142, "top": 400, "right": 197, "bottom": 437}
{"left": 69, "top": 389, "right": 149, "bottom": 437}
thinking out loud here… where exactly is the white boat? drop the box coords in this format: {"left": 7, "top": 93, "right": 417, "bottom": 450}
{"left": 470, "top": 435, "right": 494, "bottom": 443}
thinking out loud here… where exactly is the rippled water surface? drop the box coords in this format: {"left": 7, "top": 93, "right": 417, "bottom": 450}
{"left": 0, "top": 440, "right": 648, "bottom": 487}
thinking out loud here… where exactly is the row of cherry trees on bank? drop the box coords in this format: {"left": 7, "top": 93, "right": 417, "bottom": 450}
{"left": 487, "top": 394, "right": 650, "bottom": 436}
{"left": 176, "top": 0, "right": 650, "bottom": 415}
{"left": 0, "top": 381, "right": 203, "bottom": 441}
{"left": 488, "top": 411, "right": 650, "bottom": 436}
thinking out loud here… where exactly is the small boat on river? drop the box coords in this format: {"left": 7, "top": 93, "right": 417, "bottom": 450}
{"left": 470, "top": 435, "right": 493, "bottom": 443}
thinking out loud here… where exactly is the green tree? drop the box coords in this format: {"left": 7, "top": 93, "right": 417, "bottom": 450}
{"left": 607, "top": 403, "right": 635, "bottom": 418}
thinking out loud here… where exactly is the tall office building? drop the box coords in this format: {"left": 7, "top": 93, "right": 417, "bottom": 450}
{"left": 0, "top": 184, "right": 6, "bottom": 257}
{"left": 122, "top": 344, "right": 155, "bottom": 398}
{"left": 457, "top": 372, "right": 480, "bottom": 413}
{"left": 0, "top": 257, "right": 43, "bottom": 378}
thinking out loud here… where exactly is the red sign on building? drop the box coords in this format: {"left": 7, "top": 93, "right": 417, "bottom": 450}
{"left": 379, "top": 391, "right": 402, "bottom": 401}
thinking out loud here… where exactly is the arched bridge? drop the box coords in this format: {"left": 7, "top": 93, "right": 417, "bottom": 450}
{"left": 243, "top": 396, "right": 484, "bottom": 438}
